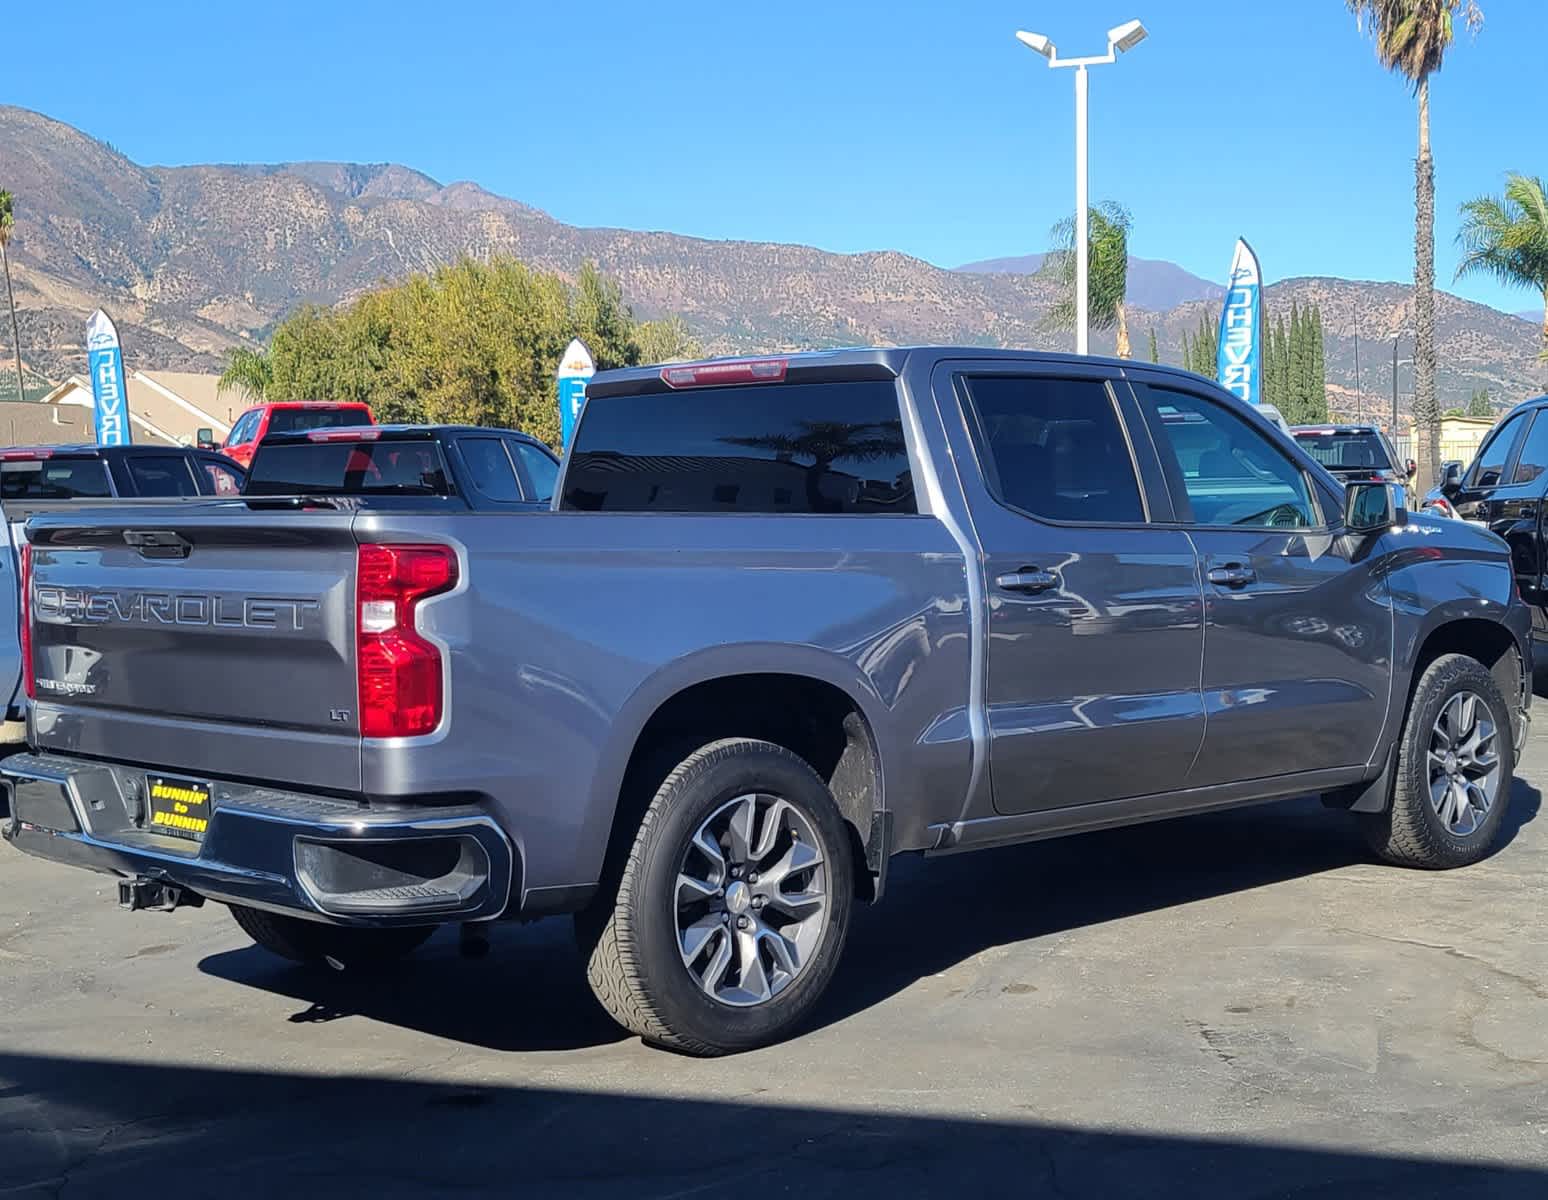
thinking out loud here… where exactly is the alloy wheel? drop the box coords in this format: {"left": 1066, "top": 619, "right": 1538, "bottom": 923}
{"left": 675, "top": 792, "right": 829, "bottom": 1007}
{"left": 1427, "top": 690, "right": 1501, "bottom": 837}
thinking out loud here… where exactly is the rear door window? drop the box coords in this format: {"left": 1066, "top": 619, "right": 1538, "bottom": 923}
{"left": 562, "top": 380, "right": 915, "bottom": 514}
{"left": 457, "top": 437, "right": 523, "bottom": 502}
{"left": 959, "top": 375, "right": 1145, "bottom": 524}
{"left": 125, "top": 455, "right": 201, "bottom": 497}
{"left": 244, "top": 440, "right": 450, "bottom": 495}
{"left": 197, "top": 455, "right": 245, "bottom": 496}
{"left": 0, "top": 458, "right": 112, "bottom": 500}
{"left": 510, "top": 440, "right": 559, "bottom": 501}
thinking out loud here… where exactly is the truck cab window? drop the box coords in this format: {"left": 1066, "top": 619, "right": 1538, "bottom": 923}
{"left": 1146, "top": 388, "right": 1318, "bottom": 528}
{"left": 961, "top": 375, "right": 1144, "bottom": 524}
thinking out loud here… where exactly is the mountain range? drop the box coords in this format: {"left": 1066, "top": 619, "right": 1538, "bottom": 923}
{"left": 1, "top": 104, "right": 1543, "bottom": 412}
{"left": 954, "top": 254, "right": 1221, "bottom": 312}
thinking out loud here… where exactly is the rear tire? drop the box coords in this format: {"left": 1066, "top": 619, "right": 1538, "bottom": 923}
{"left": 1359, "top": 653, "right": 1514, "bottom": 869}
{"left": 580, "top": 738, "right": 854, "bottom": 1056}
{"left": 228, "top": 904, "right": 435, "bottom": 969}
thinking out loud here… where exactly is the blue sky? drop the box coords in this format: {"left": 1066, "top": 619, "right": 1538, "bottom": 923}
{"left": 6, "top": 0, "right": 1543, "bottom": 314}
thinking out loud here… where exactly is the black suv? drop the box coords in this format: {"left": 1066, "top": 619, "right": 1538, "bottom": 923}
{"left": 1423, "top": 395, "right": 1548, "bottom": 654}
{"left": 1291, "top": 424, "right": 1416, "bottom": 502}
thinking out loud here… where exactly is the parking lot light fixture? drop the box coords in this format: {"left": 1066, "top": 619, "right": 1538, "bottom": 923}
{"left": 1015, "top": 18, "right": 1148, "bottom": 355}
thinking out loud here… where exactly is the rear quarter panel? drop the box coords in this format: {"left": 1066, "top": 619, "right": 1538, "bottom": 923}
{"left": 354, "top": 508, "right": 971, "bottom": 898}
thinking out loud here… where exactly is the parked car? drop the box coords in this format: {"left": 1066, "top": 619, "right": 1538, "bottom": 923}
{"left": 4, "top": 349, "right": 1532, "bottom": 1056}
{"left": 0, "top": 443, "right": 246, "bottom": 749}
{"left": 243, "top": 424, "right": 558, "bottom": 505}
{"left": 209, "top": 401, "right": 376, "bottom": 469}
{"left": 1420, "top": 396, "right": 1548, "bottom": 656}
{"left": 1291, "top": 424, "right": 1416, "bottom": 501}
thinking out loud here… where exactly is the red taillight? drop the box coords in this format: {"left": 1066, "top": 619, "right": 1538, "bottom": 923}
{"left": 1, "top": 449, "right": 53, "bottom": 462}
{"left": 355, "top": 544, "right": 458, "bottom": 738}
{"left": 19, "top": 544, "right": 34, "bottom": 701}
{"left": 660, "top": 359, "right": 788, "bottom": 389}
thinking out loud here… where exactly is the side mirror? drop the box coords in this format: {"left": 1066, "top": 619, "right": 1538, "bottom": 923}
{"left": 1405, "top": 458, "right": 1417, "bottom": 479}
{"left": 1344, "top": 481, "right": 1407, "bottom": 533}
{"left": 1440, "top": 461, "right": 1464, "bottom": 495}
{"left": 195, "top": 427, "right": 217, "bottom": 449}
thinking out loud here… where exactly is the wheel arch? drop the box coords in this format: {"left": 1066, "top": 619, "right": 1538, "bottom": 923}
{"left": 1342, "top": 614, "right": 1528, "bottom": 814}
{"left": 587, "top": 647, "right": 891, "bottom": 905}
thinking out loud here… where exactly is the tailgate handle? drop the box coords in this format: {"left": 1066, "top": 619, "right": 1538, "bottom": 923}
{"left": 123, "top": 530, "right": 191, "bottom": 559}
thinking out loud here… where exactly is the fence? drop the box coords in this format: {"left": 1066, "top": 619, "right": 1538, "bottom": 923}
{"left": 1388, "top": 434, "right": 1483, "bottom": 468}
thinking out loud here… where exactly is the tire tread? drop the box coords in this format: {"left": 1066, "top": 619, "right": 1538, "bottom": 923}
{"left": 1360, "top": 653, "right": 1513, "bottom": 869}
{"left": 584, "top": 738, "right": 842, "bottom": 1056}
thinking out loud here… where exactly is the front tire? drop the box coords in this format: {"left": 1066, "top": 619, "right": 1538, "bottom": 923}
{"left": 581, "top": 738, "right": 854, "bottom": 1056}
{"left": 228, "top": 904, "right": 436, "bottom": 970}
{"left": 1360, "top": 653, "right": 1514, "bottom": 869}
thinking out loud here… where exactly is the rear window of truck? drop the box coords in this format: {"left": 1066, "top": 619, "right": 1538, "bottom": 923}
{"left": 1292, "top": 430, "right": 1394, "bottom": 471}
{"left": 0, "top": 458, "right": 111, "bottom": 500}
{"left": 265, "top": 408, "right": 372, "bottom": 435}
{"left": 244, "top": 440, "right": 451, "bottom": 496}
{"left": 561, "top": 380, "right": 916, "bottom": 514}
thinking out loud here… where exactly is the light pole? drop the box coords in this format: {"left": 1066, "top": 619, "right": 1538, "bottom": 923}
{"left": 1016, "top": 19, "right": 1148, "bottom": 356}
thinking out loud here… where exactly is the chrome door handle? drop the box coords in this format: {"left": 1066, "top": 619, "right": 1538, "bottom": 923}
{"left": 1207, "top": 564, "right": 1256, "bottom": 588}
{"left": 996, "top": 568, "right": 1059, "bottom": 594}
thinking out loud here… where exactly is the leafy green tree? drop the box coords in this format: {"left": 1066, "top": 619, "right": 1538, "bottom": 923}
{"left": 636, "top": 315, "right": 702, "bottom": 364}
{"left": 1467, "top": 387, "right": 1492, "bottom": 417}
{"left": 1347, "top": 0, "right": 1485, "bottom": 487}
{"left": 0, "top": 191, "right": 23, "bottom": 404}
{"left": 1455, "top": 172, "right": 1548, "bottom": 358}
{"left": 217, "top": 345, "right": 273, "bottom": 402}
{"left": 257, "top": 257, "right": 674, "bottom": 446}
{"left": 1040, "top": 202, "right": 1133, "bottom": 357}
{"left": 1443, "top": 406, "right": 1466, "bottom": 418}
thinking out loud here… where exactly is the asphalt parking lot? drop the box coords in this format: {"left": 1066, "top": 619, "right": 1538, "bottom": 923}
{"left": 3, "top": 728, "right": 1547, "bottom": 1198}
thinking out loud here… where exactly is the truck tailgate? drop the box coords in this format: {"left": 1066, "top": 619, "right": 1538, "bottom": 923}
{"left": 26, "top": 506, "right": 362, "bottom": 792}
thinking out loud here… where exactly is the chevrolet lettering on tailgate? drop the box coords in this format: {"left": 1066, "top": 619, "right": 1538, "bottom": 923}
{"left": 32, "top": 588, "right": 320, "bottom": 630}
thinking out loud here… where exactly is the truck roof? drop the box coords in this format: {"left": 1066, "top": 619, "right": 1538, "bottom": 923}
{"left": 258, "top": 424, "right": 554, "bottom": 448}
{"left": 587, "top": 346, "right": 1224, "bottom": 399}
{"left": 0, "top": 443, "right": 224, "bottom": 460}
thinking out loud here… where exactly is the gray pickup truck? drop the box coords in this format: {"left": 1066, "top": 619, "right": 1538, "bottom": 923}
{"left": 2, "top": 348, "right": 1532, "bottom": 1055}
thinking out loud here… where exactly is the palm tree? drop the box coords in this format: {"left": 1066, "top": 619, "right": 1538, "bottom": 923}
{"left": 1040, "top": 202, "right": 1133, "bottom": 357}
{"left": 217, "top": 344, "right": 272, "bottom": 401}
{"left": 0, "top": 191, "right": 24, "bottom": 404}
{"left": 1347, "top": 0, "right": 1484, "bottom": 487}
{"left": 1456, "top": 172, "right": 1548, "bottom": 358}
{"left": 725, "top": 420, "right": 907, "bottom": 512}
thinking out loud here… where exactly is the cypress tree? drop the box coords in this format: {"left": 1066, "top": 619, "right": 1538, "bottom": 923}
{"left": 1147, "top": 326, "right": 1159, "bottom": 364}
{"left": 1286, "top": 302, "right": 1305, "bottom": 422}
{"left": 1275, "top": 307, "right": 1287, "bottom": 417}
{"left": 1307, "top": 304, "right": 1328, "bottom": 422}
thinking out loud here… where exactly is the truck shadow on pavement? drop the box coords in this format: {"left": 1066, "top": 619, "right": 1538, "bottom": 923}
{"left": 197, "top": 787, "right": 1540, "bottom": 1055}
{"left": 1, "top": 1050, "right": 1545, "bottom": 1198}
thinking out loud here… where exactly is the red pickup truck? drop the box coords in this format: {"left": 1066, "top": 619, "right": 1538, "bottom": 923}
{"left": 212, "top": 401, "right": 375, "bottom": 469}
